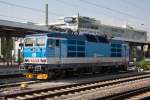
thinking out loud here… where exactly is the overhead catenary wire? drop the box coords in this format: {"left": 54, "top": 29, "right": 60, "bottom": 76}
{"left": 80, "top": 0, "right": 150, "bottom": 23}
{"left": 0, "top": 13, "right": 33, "bottom": 22}
{"left": 121, "top": 0, "right": 150, "bottom": 13}
{"left": 55, "top": 0, "right": 111, "bottom": 16}
{"left": 0, "top": 0, "right": 148, "bottom": 24}
{"left": 55, "top": 0, "right": 128, "bottom": 23}
{"left": 56, "top": 0, "right": 150, "bottom": 32}
{"left": 0, "top": 0, "right": 63, "bottom": 16}
{"left": 0, "top": 0, "right": 149, "bottom": 29}
{"left": 55, "top": 0, "right": 150, "bottom": 27}
{"left": 55, "top": 0, "right": 80, "bottom": 8}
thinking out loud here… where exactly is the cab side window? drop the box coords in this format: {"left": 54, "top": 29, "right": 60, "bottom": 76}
{"left": 56, "top": 39, "right": 60, "bottom": 47}
{"left": 47, "top": 39, "right": 60, "bottom": 47}
{"left": 47, "top": 39, "right": 54, "bottom": 47}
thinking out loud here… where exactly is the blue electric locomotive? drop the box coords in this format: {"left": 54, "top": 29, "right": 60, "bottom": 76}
{"left": 21, "top": 32, "right": 129, "bottom": 79}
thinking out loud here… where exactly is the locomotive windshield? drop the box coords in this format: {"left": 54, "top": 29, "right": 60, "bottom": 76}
{"left": 25, "top": 37, "right": 46, "bottom": 47}
{"left": 25, "top": 38, "right": 35, "bottom": 46}
{"left": 36, "top": 37, "right": 45, "bottom": 46}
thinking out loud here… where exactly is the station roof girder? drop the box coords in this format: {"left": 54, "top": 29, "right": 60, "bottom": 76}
{"left": 0, "top": 19, "right": 49, "bottom": 37}
{"left": 113, "top": 37, "right": 150, "bottom": 46}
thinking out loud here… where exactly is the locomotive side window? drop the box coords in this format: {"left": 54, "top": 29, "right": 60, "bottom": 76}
{"left": 47, "top": 39, "right": 60, "bottom": 47}
{"left": 47, "top": 39, "right": 54, "bottom": 47}
{"left": 56, "top": 40, "right": 60, "bottom": 47}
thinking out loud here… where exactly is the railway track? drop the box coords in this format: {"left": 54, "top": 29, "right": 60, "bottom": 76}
{"left": 103, "top": 86, "right": 150, "bottom": 100}
{"left": 0, "top": 80, "right": 40, "bottom": 88}
{"left": 0, "top": 74, "right": 22, "bottom": 79}
{"left": 127, "top": 88, "right": 150, "bottom": 100}
{"left": 1, "top": 73, "right": 150, "bottom": 100}
{"left": 0, "top": 71, "right": 148, "bottom": 89}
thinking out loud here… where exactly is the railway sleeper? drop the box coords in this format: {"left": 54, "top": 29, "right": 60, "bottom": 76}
{"left": 2, "top": 73, "right": 150, "bottom": 100}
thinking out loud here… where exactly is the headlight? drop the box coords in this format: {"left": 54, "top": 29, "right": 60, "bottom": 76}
{"left": 24, "top": 59, "right": 29, "bottom": 62}
{"left": 19, "top": 64, "right": 25, "bottom": 70}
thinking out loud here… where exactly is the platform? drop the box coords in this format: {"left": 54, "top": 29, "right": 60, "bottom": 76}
{"left": 0, "top": 63, "right": 23, "bottom": 76}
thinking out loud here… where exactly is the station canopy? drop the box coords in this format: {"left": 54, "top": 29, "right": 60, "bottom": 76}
{"left": 0, "top": 19, "right": 49, "bottom": 37}
{"left": 113, "top": 37, "right": 150, "bottom": 45}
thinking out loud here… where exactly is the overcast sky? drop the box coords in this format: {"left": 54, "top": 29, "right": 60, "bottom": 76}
{"left": 0, "top": 0, "right": 150, "bottom": 33}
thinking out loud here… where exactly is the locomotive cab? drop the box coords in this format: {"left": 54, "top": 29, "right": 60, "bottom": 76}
{"left": 22, "top": 33, "right": 63, "bottom": 79}
{"left": 23, "top": 34, "right": 49, "bottom": 79}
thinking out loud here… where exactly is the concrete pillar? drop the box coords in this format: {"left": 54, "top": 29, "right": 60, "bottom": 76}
{"left": 141, "top": 45, "right": 144, "bottom": 60}
{"left": 6, "top": 36, "right": 10, "bottom": 66}
{"left": 129, "top": 43, "right": 133, "bottom": 61}
{"left": 147, "top": 45, "right": 150, "bottom": 55}
{"left": 147, "top": 44, "right": 150, "bottom": 58}
{"left": 0, "top": 38, "right": 1, "bottom": 58}
{"left": 148, "top": 44, "right": 150, "bottom": 51}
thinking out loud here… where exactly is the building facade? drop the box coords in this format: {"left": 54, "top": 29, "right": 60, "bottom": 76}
{"left": 49, "top": 15, "right": 149, "bottom": 61}
{"left": 50, "top": 16, "right": 147, "bottom": 42}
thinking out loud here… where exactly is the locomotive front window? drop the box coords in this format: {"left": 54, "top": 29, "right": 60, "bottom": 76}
{"left": 36, "top": 37, "right": 45, "bottom": 46}
{"left": 25, "top": 38, "right": 35, "bottom": 46}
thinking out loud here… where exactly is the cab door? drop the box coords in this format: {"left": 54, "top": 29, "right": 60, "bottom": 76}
{"left": 46, "top": 38, "right": 61, "bottom": 57}
{"left": 54, "top": 39, "right": 61, "bottom": 58}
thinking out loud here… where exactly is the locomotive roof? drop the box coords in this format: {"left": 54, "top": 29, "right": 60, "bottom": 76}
{"left": 47, "top": 32, "right": 86, "bottom": 41}
{"left": 26, "top": 32, "right": 117, "bottom": 43}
